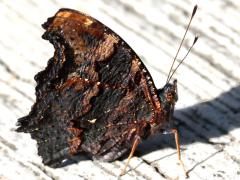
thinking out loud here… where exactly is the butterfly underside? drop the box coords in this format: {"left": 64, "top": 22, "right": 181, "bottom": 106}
{"left": 16, "top": 8, "right": 166, "bottom": 166}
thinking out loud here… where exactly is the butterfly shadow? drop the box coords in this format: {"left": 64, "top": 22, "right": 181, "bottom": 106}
{"left": 135, "top": 84, "right": 240, "bottom": 169}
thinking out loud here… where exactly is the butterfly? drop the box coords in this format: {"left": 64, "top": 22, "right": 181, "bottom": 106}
{"left": 16, "top": 5, "right": 197, "bottom": 177}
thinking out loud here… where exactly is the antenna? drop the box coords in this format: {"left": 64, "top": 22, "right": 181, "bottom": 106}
{"left": 166, "top": 5, "right": 198, "bottom": 84}
{"left": 167, "top": 36, "right": 198, "bottom": 82}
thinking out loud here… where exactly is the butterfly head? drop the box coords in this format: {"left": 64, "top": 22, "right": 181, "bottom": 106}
{"left": 157, "top": 79, "right": 178, "bottom": 123}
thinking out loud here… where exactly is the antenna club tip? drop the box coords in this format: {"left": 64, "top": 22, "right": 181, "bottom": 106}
{"left": 193, "top": 36, "right": 199, "bottom": 44}
{"left": 192, "top": 5, "right": 198, "bottom": 17}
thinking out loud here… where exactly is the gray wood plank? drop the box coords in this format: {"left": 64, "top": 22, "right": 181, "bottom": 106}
{"left": 0, "top": 0, "right": 239, "bottom": 179}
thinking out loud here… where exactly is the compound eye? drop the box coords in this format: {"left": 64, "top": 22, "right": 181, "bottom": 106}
{"left": 166, "top": 92, "right": 173, "bottom": 102}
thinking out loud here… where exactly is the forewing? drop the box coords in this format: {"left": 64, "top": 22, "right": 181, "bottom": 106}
{"left": 16, "top": 8, "right": 162, "bottom": 165}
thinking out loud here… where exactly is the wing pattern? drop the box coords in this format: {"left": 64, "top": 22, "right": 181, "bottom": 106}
{"left": 16, "top": 8, "right": 163, "bottom": 166}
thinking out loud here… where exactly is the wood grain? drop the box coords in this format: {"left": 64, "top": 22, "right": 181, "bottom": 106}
{"left": 0, "top": 0, "right": 239, "bottom": 179}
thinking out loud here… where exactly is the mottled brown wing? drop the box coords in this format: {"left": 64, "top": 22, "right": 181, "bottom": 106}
{"left": 16, "top": 8, "right": 163, "bottom": 166}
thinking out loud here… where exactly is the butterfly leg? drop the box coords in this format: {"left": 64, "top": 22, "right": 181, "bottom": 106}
{"left": 170, "top": 128, "right": 188, "bottom": 178}
{"left": 120, "top": 136, "right": 140, "bottom": 176}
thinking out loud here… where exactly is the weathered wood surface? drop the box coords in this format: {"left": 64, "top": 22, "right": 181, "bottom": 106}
{"left": 0, "top": 0, "right": 240, "bottom": 179}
